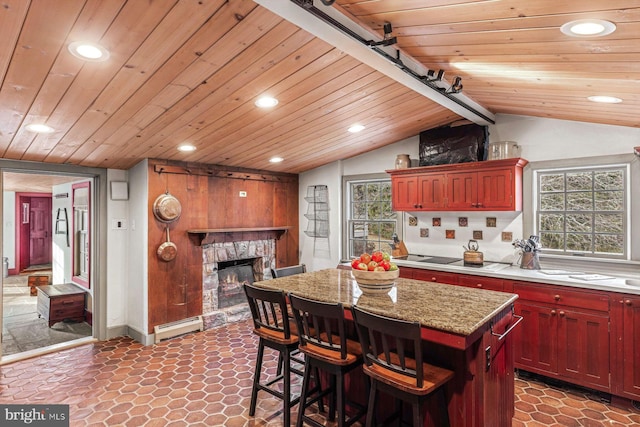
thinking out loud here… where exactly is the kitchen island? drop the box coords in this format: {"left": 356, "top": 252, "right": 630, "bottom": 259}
{"left": 255, "top": 268, "right": 520, "bottom": 427}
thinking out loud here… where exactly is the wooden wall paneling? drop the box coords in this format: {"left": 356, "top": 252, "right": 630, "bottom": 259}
{"left": 274, "top": 179, "right": 299, "bottom": 268}
{"left": 181, "top": 52, "right": 366, "bottom": 166}
{"left": 207, "top": 176, "right": 228, "bottom": 228}
{"left": 25, "top": 0, "right": 177, "bottom": 163}
{"left": 0, "top": 0, "right": 85, "bottom": 154}
{"left": 197, "top": 57, "right": 378, "bottom": 166}
{"left": 0, "top": 0, "right": 30, "bottom": 83}
{"left": 122, "top": 20, "right": 312, "bottom": 165}
{"left": 341, "top": 0, "right": 637, "bottom": 27}
{"left": 47, "top": 1, "right": 232, "bottom": 166}
{"left": 184, "top": 173, "right": 208, "bottom": 320}
{"left": 86, "top": 2, "right": 277, "bottom": 167}
{"left": 71, "top": 1, "right": 256, "bottom": 168}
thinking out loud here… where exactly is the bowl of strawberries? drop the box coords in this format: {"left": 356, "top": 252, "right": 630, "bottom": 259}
{"left": 350, "top": 251, "right": 399, "bottom": 294}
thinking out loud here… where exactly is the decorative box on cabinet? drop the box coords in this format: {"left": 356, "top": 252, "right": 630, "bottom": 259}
{"left": 28, "top": 274, "right": 50, "bottom": 296}
{"left": 511, "top": 281, "right": 610, "bottom": 392}
{"left": 387, "top": 158, "right": 527, "bottom": 211}
{"left": 37, "top": 283, "right": 86, "bottom": 327}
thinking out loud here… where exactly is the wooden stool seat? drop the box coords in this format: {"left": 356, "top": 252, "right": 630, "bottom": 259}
{"left": 352, "top": 306, "right": 454, "bottom": 427}
{"left": 289, "top": 294, "right": 366, "bottom": 427}
{"left": 243, "top": 283, "right": 305, "bottom": 427}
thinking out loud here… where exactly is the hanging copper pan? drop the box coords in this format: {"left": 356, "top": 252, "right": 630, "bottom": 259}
{"left": 157, "top": 227, "right": 177, "bottom": 262}
{"left": 153, "top": 191, "right": 182, "bottom": 223}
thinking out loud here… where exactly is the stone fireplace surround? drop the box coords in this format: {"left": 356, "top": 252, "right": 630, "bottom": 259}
{"left": 201, "top": 238, "right": 276, "bottom": 330}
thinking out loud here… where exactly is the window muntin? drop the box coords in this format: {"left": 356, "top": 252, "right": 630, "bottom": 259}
{"left": 536, "top": 166, "right": 627, "bottom": 258}
{"left": 346, "top": 179, "right": 397, "bottom": 258}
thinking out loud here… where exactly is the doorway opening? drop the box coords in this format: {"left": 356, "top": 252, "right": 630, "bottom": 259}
{"left": 2, "top": 171, "right": 95, "bottom": 358}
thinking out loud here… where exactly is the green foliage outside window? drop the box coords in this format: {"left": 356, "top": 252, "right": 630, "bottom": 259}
{"left": 537, "top": 167, "right": 626, "bottom": 256}
{"left": 347, "top": 180, "right": 397, "bottom": 258}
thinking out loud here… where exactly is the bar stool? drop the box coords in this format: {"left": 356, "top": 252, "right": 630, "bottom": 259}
{"left": 289, "top": 293, "right": 367, "bottom": 427}
{"left": 271, "top": 264, "right": 306, "bottom": 278}
{"left": 351, "top": 306, "right": 455, "bottom": 427}
{"left": 243, "top": 283, "right": 304, "bottom": 426}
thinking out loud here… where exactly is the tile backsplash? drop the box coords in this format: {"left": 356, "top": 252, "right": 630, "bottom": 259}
{"left": 401, "top": 211, "right": 523, "bottom": 263}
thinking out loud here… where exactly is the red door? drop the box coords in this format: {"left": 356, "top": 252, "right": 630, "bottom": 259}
{"left": 29, "top": 197, "right": 52, "bottom": 266}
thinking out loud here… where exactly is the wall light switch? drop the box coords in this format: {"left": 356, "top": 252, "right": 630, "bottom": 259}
{"left": 239, "top": 191, "right": 247, "bottom": 197}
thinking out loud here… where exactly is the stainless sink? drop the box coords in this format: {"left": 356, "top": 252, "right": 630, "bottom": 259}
{"left": 626, "top": 279, "right": 640, "bottom": 287}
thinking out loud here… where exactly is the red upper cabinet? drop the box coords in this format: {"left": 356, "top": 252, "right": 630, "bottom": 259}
{"left": 391, "top": 173, "right": 446, "bottom": 211}
{"left": 446, "top": 171, "right": 476, "bottom": 210}
{"left": 388, "top": 158, "right": 527, "bottom": 211}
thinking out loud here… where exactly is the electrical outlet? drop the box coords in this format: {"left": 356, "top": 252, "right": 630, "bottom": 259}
{"left": 239, "top": 191, "right": 247, "bottom": 197}
{"left": 112, "top": 219, "right": 127, "bottom": 230}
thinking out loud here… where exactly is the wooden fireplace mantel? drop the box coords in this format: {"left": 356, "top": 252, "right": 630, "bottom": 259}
{"left": 187, "top": 227, "right": 291, "bottom": 246}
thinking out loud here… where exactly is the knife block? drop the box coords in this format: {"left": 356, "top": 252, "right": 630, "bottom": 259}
{"left": 392, "top": 241, "right": 408, "bottom": 257}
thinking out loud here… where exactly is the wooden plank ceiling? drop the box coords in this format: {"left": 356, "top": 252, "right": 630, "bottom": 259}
{"left": 0, "top": 0, "right": 637, "bottom": 176}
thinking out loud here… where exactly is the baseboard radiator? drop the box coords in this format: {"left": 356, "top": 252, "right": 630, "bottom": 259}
{"left": 153, "top": 316, "right": 203, "bottom": 344}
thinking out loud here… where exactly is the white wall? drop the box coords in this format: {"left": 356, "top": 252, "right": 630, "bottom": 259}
{"left": 299, "top": 114, "right": 640, "bottom": 269}
{"left": 491, "top": 114, "right": 640, "bottom": 162}
{"left": 51, "top": 183, "right": 73, "bottom": 284}
{"left": 125, "top": 160, "right": 149, "bottom": 339}
{"left": 2, "top": 192, "right": 15, "bottom": 270}
{"left": 106, "top": 169, "right": 128, "bottom": 329}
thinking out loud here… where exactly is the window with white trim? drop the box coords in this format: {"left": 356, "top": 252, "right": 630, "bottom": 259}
{"left": 344, "top": 177, "right": 398, "bottom": 259}
{"left": 534, "top": 165, "right": 628, "bottom": 258}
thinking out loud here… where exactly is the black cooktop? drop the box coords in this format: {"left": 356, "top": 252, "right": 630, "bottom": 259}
{"left": 398, "top": 254, "right": 462, "bottom": 264}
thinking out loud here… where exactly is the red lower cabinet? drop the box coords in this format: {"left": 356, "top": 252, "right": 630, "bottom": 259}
{"left": 556, "top": 308, "right": 609, "bottom": 389}
{"left": 620, "top": 296, "right": 640, "bottom": 398}
{"left": 514, "top": 302, "right": 558, "bottom": 375}
{"left": 512, "top": 281, "right": 611, "bottom": 393}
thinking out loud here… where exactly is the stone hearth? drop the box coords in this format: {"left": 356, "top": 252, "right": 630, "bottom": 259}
{"left": 201, "top": 239, "right": 275, "bottom": 329}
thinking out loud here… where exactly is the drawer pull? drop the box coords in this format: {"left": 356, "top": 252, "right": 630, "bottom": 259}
{"left": 554, "top": 294, "right": 560, "bottom": 301}
{"left": 559, "top": 311, "right": 565, "bottom": 317}
{"left": 476, "top": 284, "right": 483, "bottom": 288}
{"left": 625, "top": 299, "right": 632, "bottom": 306}
{"left": 491, "top": 314, "right": 523, "bottom": 341}
{"left": 62, "top": 300, "right": 78, "bottom": 305}
{"left": 431, "top": 277, "right": 437, "bottom": 282}
{"left": 551, "top": 309, "right": 557, "bottom": 315}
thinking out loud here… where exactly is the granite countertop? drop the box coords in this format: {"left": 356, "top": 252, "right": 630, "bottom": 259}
{"left": 254, "top": 268, "right": 518, "bottom": 337}
{"left": 392, "top": 258, "right": 640, "bottom": 296}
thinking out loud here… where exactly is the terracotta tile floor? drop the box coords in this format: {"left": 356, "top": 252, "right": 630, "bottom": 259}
{"left": 1, "top": 319, "right": 638, "bottom": 426}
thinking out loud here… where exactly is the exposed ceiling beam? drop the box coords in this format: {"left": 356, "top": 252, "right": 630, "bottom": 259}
{"left": 255, "top": 0, "right": 496, "bottom": 125}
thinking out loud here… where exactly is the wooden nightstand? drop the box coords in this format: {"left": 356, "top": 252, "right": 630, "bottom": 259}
{"left": 37, "top": 284, "right": 86, "bottom": 327}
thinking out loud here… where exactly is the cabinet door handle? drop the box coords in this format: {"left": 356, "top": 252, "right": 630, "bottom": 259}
{"left": 625, "top": 299, "right": 632, "bottom": 306}
{"left": 491, "top": 314, "right": 524, "bottom": 341}
{"left": 559, "top": 311, "right": 565, "bottom": 317}
{"left": 551, "top": 309, "right": 557, "bottom": 315}
{"left": 476, "top": 284, "right": 483, "bottom": 288}
{"left": 554, "top": 295, "right": 560, "bottom": 301}
{"left": 431, "top": 277, "right": 437, "bottom": 282}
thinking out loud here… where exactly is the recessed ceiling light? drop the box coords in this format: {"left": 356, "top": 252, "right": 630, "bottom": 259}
{"left": 255, "top": 96, "right": 279, "bottom": 108}
{"left": 177, "top": 144, "right": 196, "bottom": 152}
{"left": 68, "top": 41, "right": 110, "bottom": 61}
{"left": 588, "top": 95, "right": 622, "bottom": 104}
{"left": 25, "top": 123, "right": 55, "bottom": 133}
{"left": 269, "top": 156, "right": 284, "bottom": 163}
{"left": 348, "top": 124, "right": 365, "bottom": 133}
{"left": 560, "top": 19, "right": 616, "bottom": 37}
